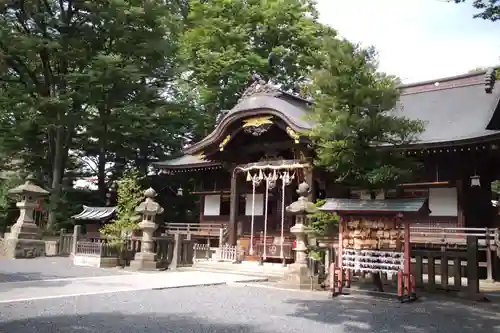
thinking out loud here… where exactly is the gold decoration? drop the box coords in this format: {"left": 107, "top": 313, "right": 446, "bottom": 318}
{"left": 242, "top": 116, "right": 273, "bottom": 128}
{"left": 219, "top": 135, "right": 231, "bottom": 151}
{"left": 286, "top": 127, "right": 300, "bottom": 143}
{"left": 197, "top": 151, "right": 206, "bottom": 160}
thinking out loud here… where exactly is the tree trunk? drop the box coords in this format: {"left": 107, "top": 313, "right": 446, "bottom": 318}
{"left": 98, "top": 107, "right": 109, "bottom": 203}
{"left": 46, "top": 125, "right": 66, "bottom": 231}
{"left": 98, "top": 148, "right": 107, "bottom": 203}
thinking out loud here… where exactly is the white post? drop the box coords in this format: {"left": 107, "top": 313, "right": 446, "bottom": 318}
{"left": 263, "top": 176, "right": 270, "bottom": 260}
{"left": 249, "top": 177, "right": 256, "bottom": 256}
{"left": 280, "top": 176, "right": 286, "bottom": 262}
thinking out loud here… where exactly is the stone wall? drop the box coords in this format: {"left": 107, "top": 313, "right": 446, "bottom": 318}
{"left": 0, "top": 237, "right": 5, "bottom": 258}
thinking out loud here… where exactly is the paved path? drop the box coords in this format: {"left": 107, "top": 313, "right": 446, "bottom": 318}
{"left": 0, "top": 258, "right": 499, "bottom": 332}
{"left": 1, "top": 284, "right": 499, "bottom": 333}
{"left": 0, "top": 257, "right": 133, "bottom": 282}
{"left": 0, "top": 271, "right": 267, "bottom": 303}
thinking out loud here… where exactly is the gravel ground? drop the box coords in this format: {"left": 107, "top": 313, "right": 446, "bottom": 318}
{"left": 0, "top": 284, "right": 499, "bottom": 333}
{"left": 0, "top": 257, "right": 133, "bottom": 282}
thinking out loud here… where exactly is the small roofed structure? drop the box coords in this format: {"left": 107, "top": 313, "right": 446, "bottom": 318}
{"left": 72, "top": 206, "right": 116, "bottom": 220}
{"left": 72, "top": 205, "right": 117, "bottom": 235}
{"left": 319, "top": 198, "right": 430, "bottom": 216}
{"left": 320, "top": 197, "right": 429, "bottom": 302}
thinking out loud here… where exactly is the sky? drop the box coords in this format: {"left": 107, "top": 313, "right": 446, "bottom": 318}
{"left": 316, "top": 0, "right": 500, "bottom": 83}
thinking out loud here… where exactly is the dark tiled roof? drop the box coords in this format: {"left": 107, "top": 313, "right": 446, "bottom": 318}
{"left": 72, "top": 206, "right": 116, "bottom": 220}
{"left": 156, "top": 70, "right": 500, "bottom": 169}
{"left": 396, "top": 71, "right": 500, "bottom": 146}
{"left": 184, "top": 91, "right": 313, "bottom": 155}
{"left": 319, "top": 198, "right": 428, "bottom": 214}
{"left": 224, "top": 94, "right": 313, "bottom": 130}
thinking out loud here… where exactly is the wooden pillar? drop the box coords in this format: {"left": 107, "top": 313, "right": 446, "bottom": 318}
{"left": 228, "top": 171, "right": 239, "bottom": 246}
{"left": 199, "top": 195, "right": 205, "bottom": 223}
{"left": 456, "top": 179, "right": 466, "bottom": 228}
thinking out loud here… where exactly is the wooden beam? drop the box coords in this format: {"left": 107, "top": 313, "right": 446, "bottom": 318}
{"left": 398, "top": 181, "right": 451, "bottom": 188}
{"left": 191, "top": 190, "right": 231, "bottom": 195}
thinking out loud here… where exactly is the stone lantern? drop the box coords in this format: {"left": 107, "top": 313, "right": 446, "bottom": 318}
{"left": 283, "top": 181, "right": 318, "bottom": 289}
{"left": 4, "top": 175, "right": 49, "bottom": 259}
{"left": 130, "top": 187, "right": 164, "bottom": 270}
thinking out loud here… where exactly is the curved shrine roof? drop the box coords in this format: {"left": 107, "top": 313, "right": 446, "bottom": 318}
{"left": 156, "top": 69, "right": 500, "bottom": 170}
{"left": 184, "top": 82, "right": 313, "bottom": 155}
{"left": 72, "top": 206, "right": 116, "bottom": 221}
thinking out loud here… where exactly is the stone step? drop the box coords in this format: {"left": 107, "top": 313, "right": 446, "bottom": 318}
{"left": 185, "top": 262, "right": 287, "bottom": 278}
{"left": 183, "top": 267, "right": 283, "bottom": 280}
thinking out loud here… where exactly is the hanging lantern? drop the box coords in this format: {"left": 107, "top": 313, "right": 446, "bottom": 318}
{"left": 258, "top": 169, "right": 264, "bottom": 180}
{"left": 272, "top": 170, "right": 278, "bottom": 181}
{"left": 470, "top": 175, "right": 481, "bottom": 187}
{"left": 246, "top": 171, "right": 252, "bottom": 182}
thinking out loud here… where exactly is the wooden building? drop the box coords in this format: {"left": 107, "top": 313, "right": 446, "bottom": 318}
{"left": 155, "top": 69, "right": 500, "bottom": 250}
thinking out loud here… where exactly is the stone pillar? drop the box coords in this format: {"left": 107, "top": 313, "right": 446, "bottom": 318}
{"left": 4, "top": 175, "right": 49, "bottom": 259}
{"left": 282, "top": 181, "right": 319, "bottom": 289}
{"left": 71, "top": 224, "right": 81, "bottom": 256}
{"left": 129, "top": 188, "right": 164, "bottom": 270}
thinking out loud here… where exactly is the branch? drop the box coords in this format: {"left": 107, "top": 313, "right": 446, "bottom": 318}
{"left": 0, "top": 45, "right": 41, "bottom": 93}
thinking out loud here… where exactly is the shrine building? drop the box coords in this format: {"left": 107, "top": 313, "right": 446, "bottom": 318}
{"left": 155, "top": 69, "right": 500, "bottom": 255}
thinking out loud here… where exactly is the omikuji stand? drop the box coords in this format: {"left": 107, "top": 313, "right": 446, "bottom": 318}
{"left": 319, "top": 198, "right": 429, "bottom": 303}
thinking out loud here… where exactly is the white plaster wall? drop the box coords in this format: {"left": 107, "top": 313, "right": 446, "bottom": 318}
{"left": 245, "top": 193, "right": 264, "bottom": 216}
{"left": 204, "top": 195, "right": 221, "bottom": 216}
{"left": 429, "top": 187, "right": 457, "bottom": 216}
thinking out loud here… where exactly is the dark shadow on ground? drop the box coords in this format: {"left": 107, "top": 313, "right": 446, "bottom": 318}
{"left": 285, "top": 294, "right": 500, "bottom": 332}
{"left": 0, "top": 312, "right": 259, "bottom": 333}
{"left": 0, "top": 271, "right": 65, "bottom": 283}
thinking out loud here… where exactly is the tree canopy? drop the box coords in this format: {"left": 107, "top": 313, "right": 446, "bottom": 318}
{"left": 0, "top": 0, "right": 429, "bottom": 230}
{"left": 180, "top": 0, "right": 335, "bottom": 140}
{"left": 308, "top": 37, "right": 425, "bottom": 191}
{"left": 0, "top": 0, "right": 196, "bottom": 229}
{"left": 454, "top": 0, "right": 500, "bottom": 21}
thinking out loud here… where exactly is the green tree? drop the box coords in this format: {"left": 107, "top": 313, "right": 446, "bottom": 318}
{"left": 181, "top": 0, "right": 335, "bottom": 140}
{"left": 0, "top": 0, "right": 192, "bottom": 228}
{"left": 308, "top": 38, "right": 425, "bottom": 193}
{"left": 100, "top": 170, "right": 143, "bottom": 261}
{"left": 307, "top": 37, "right": 425, "bottom": 291}
{"left": 0, "top": 174, "right": 23, "bottom": 235}
{"left": 309, "top": 199, "right": 339, "bottom": 237}
{"left": 454, "top": 0, "right": 500, "bottom": 21}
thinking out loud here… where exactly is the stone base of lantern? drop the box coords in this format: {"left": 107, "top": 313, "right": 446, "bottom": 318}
{"left": 280, "top": 262, "right": 320, "bottom": 290}
{"left": 3, "top": 221, "right": 45, "bottom": 259}
{"left": 129, "top": 251, "right": 162, "bottom": 270}
{"left": 3, "top": 237, "right": 46, "bottom": 259}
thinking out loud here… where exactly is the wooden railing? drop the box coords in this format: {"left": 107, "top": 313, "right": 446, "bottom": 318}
{"left": 218, "top": 244, "right": 237, "bottom": 262}
{"left": 409, "top": 227, "right": 499, "bottom": 248}
{"left": 164, "top": 223, "right": 226, "bottom": 238}
{"left": 318, "top": 227, "right": 499, "bottom": 249}
{"left": 75, "top": 241, "right": 117, "bottom": 258}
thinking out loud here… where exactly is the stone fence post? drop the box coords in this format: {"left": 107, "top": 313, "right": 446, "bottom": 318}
{"left": 71, "top": 225, "right": 81, "bottom": 256}
{"left": 170, "top": 232, "right": 182, "bottom": 270}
